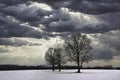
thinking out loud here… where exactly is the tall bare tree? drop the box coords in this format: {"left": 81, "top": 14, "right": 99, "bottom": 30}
{"left": 64, "top": 33, "right": 92, "bottom": 73}
{"left": 45, "top": 48, "right": 56, "bottom": 71}
{"left": 54, "top": 48, "right": 66, "bottom": 71}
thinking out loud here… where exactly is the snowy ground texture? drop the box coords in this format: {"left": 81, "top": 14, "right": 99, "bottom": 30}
{"left": 0, "top": 70, "right": 120, "bottom": 80}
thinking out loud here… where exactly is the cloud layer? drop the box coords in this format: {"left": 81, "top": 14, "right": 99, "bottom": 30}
{"left": 0, "top": 0, "right": 120, "bottom": 65}
{"left": 90, "top": 30, "right": 120, "bottom": 60}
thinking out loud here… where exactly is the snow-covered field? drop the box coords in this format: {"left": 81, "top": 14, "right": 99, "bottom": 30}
{"left": 0, "top": 70, "right": 120, "bottom": 80}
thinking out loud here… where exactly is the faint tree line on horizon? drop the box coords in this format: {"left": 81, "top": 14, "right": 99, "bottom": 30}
{"left": 45, "top": 32, "right": 92, "bottom": 73}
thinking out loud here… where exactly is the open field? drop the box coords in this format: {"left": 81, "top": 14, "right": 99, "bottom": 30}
{"left": 0, "top": 69, "right": 120, "bottom": 80}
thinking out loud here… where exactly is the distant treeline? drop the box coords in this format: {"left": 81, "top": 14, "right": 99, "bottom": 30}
{"left": 0, "top": 65, "right": 120, "bottom": 71}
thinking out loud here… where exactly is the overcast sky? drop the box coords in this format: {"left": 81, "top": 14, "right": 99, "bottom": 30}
{"left": 0, "top": 0, "right": 120, "bottom": 67}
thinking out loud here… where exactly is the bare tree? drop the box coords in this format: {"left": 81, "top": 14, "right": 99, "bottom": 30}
{"left": 64, "top": 33, "right": 92, "bottom": 73}
{"left": 45, "top": 48, "right": 56, "bottom": 71}
{"left": 54, "top": 48, "right": 66, "bottom": 71}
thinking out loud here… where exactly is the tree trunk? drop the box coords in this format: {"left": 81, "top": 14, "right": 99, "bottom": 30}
{"left": 77, "top": 53, "right": 80, "bottom": 73}
{"left": 80, "top": 61, "right": 83, "bottom": 72}
{"left": 58, "top": 63, "right": 61, "bottom": 71}
{"left": 52, "top": 64, "right": 55, "bottom": 71}
{"left": 77, "top": 62, "right": 80, "bottom": 73}
{"left": 52, "top": 58, "right": 55, "bottom": 71}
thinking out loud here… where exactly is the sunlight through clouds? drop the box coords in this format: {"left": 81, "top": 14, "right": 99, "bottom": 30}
{"left": 0, "top": 0, "right": 120, "bottom": 66}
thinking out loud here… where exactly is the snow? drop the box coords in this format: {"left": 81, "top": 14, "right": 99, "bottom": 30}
{"left": 0, "top": 70, "right": 120, "bottom": 80}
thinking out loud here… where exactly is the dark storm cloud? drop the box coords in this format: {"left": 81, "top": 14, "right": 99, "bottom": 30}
{"left": 98, "top": 13, "right": 120, "bottom": 29}
{"left": 1, "top": 1, "right": 52, "bottom": 26}
{"left": 43, "top": 9, "right": 120, "bottom": 33}
{"left": 0, "top": 0, "right": 25, "bottom": 5}
{"left": 53, "top": 0, "right": 120, "bottom": 14}
{"left": 90, "top": 30, "right": 120, "bottom": 60}
{"left": 0, "top": 0, "right": 120, "bottom": 35}
{"left": 1, "top": 0, "right": 120, "bottom": 14}
{"left": 91, "top": 43, "right": 114, "bottom": 60}
{"left": 0, "top": 12, "right": 49, "bottom": 38}
{"left": 0, "top": 0, "right": 58, "bottom": 5}
{"left": 94, "top": 30, "right": 120, "bottom": 52}
{"left": 0, "top": 0, "right": 119, "bottom": 38}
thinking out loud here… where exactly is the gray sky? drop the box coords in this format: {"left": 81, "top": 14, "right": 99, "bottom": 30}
{"left": 0, "top": 0, "right": 120, "bottom": 67}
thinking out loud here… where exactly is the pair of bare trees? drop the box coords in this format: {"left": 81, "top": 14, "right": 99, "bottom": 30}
{"left": 45, "top": 33, "right": 92, "bottom": 73}
{"left": 45, "top": 48, "right": 66, "bottom": 71}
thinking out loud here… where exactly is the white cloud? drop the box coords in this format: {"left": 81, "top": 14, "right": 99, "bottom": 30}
{"left": 29, "top": 2, "right": 52, "bottom": 11}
